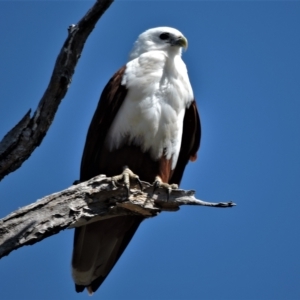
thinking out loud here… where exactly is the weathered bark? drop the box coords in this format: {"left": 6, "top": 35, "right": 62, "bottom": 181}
{"left": 0, "top": 0, "right": 114, "bottom": 181}
{"left": 0, "top": 175, "right": 235, "bottom": 259}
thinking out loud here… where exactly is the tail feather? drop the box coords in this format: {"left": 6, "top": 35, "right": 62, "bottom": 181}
{"left": 72, "top": 216, "right": 143, "bottom": 293}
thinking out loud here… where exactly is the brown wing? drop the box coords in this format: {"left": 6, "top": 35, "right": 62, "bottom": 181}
{"left": 80, "top": 66, "right": 127, "bottom": 181}
{"left": 170, "top": 100, "right": 201, "bottom": 185}
{"left": 72, "top": 67, "right": 143, "bottom": 293}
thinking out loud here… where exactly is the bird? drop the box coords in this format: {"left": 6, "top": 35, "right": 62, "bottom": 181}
{"left": 71, "top": 26, "right": 201, "bottom": 294}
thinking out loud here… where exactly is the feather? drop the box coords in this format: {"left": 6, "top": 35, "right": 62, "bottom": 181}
{"left": 72, "top": 27, "right": 201, "bottom": 293}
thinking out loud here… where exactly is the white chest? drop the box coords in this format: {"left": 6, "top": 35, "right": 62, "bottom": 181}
{"left": 106, "top": 52, "right": 193, "bottom": 169}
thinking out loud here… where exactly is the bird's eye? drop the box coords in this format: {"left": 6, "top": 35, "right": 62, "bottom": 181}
{"left": 159, "top": 33, "right": 170, "bottom": 40}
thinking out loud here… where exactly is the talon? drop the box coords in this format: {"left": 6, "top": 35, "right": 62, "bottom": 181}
{"left": 153, "top": 180, "right": 160, "bottom": 194}
{"left": 111, "top": 166, "right": 142, "bottom": 197}
{"left": 136, "top": 177, "right": 143, "bottom": 191}
{"left": 167, "top": 187, "right": 172, "bottom": 201}
{"left": 152, "top": 176, "right": 178, "bottom": 200}
{"left": 111, "top": 180, "right": 118, "bottom": 189}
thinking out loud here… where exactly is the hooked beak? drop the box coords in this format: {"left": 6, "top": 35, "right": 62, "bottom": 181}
{"left": 171, "top": 36, "right": 188, "bottom": 49}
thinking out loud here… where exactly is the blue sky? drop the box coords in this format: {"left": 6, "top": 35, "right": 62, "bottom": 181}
{"left": 0, "top": 1, "right": 300, "bottom": 299}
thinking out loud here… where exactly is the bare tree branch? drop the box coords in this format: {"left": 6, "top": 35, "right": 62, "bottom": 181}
{"left": 0, "top": 175, "right": 235, "bottom": 259}
{"left": 0, "top": 0, "right": 114, "bottom": 181}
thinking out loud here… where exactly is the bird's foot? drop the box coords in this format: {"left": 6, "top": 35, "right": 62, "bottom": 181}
{"left": 153, "top": 176, "right": 178, "bottom": 200}
{"left": 111, "top": 166, "right": 143, "bottom": 197}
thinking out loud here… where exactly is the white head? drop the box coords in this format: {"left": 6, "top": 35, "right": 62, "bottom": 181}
{"left": 129, "top": 27, "right": 188, "bottom": 61}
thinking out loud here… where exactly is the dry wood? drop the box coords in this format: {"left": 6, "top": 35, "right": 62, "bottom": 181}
{"left": 0, "top": 0, "right": 114, "bottom": 181}
{"left": 0, "top": 175, "right": 235, "bottom": 259}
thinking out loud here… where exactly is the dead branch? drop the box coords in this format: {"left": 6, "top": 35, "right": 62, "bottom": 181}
{"left": 0, "top": 0, "right": 114, "bottom": 181}
{"left": 0, "top": 175, "right": 235, "bottom": 259}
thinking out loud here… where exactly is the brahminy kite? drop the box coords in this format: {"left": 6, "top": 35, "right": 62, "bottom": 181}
{"left": 72, "top": 26, "right": 201, "bottom": 294}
